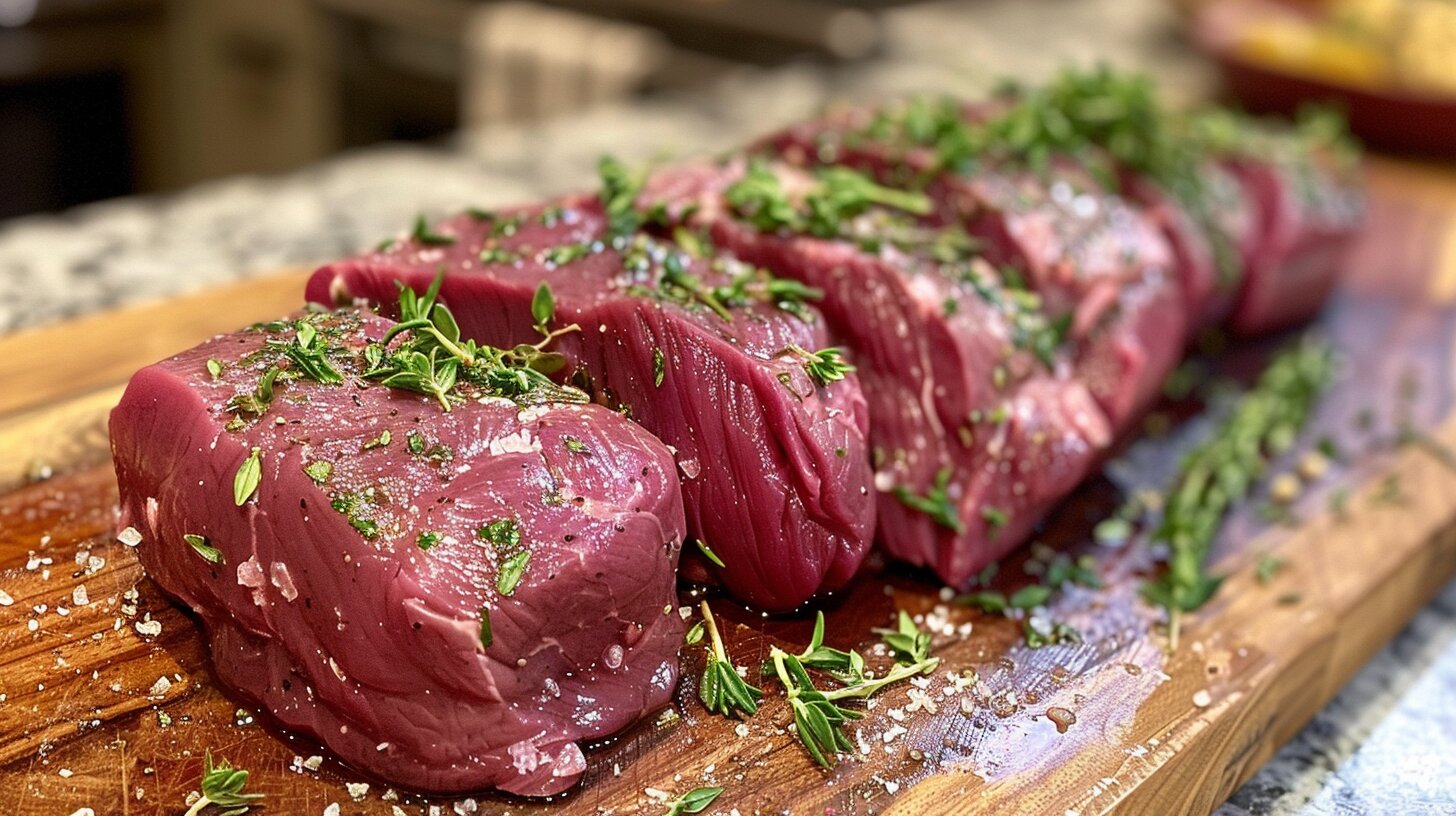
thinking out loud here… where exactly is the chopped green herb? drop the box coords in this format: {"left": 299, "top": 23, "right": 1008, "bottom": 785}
{"left": 1255, "top": 552, "right": 1286, "bottom": 585}
{"left": 664, "top": 786, "right": 725, "bottom": 816}
{"left": 874, "top": 610, "right": 934, "bottom": 666}
{"left": 184, "top": 534, "right": 223, "bottom": 565}
{"left": 182, "top": 750, "right": 263, "bottom": 816}
{"left": 598, "top": 155, "right": 646, "bottom": 237}
{"left": 407, "top": 430, "right": 426, "bottom": 455}
{"left": 1373, "top": 474, "right": 1405, "bottom": 505}
{"left": 695, "top": 539, "right": 725, "bottom": 568}
{"left": 497, "top": 550, "right": 531, "bottom": 596}
{"left": 892, "top": 467, "right": 964, "bottom": 533}
{"left": 233, "top": 447, "right": 262, "bottom": 506}
{"left": 684, "top": 620, "right": 705, "bottom": 646}
{"left": 479, "top": 608, "right": 493, "bottom": 649}
{"left": 206, "top": 359, "right": 223, "bottom": 380}
{"left": 303, "top": 460, "right": 333, "bottom": 484}
{"left": 541, "top": 243, "right": 591, "bottom": 267}
{"left": 531, "top": 281, "right": 556, "bottom": 336}
{"left": 477, "top": 518, "right": 522, "bottom": 550}
{"left": 955, "top": 590, "right": 1008, "bottom": 614}
{"left": 1009, "top": 583, "right": 1052, "bottom": 610}
{"left": 981, "top": 505, "right": 1009, "bottom": 532}
{"left": 349, "top": 516, "right": 380, "bottom": 539}
{"left": 416, "top": 530, "right": 441, "bottom": 550}
{"left": 362, "top": 429, "right": 392, "bottom": 450}
{"left": 410, "top": 214, "right": 455, "bottom": 246}
{"left": 479, "top": 246, "right": 521, "bottom": 264}
{"left": 226, "top": 365, "right": 280, "bottom": 418}
{"left": 653, "top": 348, "right": 666, "bottom": 388}
{"left": 564, "top": 436, "right": 589, "bottom": 455}
{"left": 364, "top": 269, "right": 587, "bottom": 411}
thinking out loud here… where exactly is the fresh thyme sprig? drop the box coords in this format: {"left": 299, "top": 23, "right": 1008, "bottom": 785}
{"left": 786, "top": 345, "right": 855, "bottom": 387}
{"left": 182, "top": 750, "right": 263, "bottom": 816}
{"left": 724, "top": 161, "right": 932, "bottom": 240}
{"left": 768, "top": 611, "right": 939, "bottom": 768}
{"left": 698, "top": 601, "right": 763, "bottom": 719}
{"left": 362, "top": 270, "right": 586, "bottom": 410}
{"left": 1143, "top": 338, "right": 1335, "bottom": 649}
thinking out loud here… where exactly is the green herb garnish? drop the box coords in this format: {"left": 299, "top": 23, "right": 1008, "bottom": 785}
{"left": 1142, "top": 338, "right": 1334, "bottom": 649}
{"left": 182, "top": 750, "right": 263, "bottom": 816}
{"left": 599, "top": 155, "right": 646, "bottom": 237}
{"left": 531, "top": 280, "right": 556, "bottom": 337}
{"left": 184, "top": 534, "right": 223, "bottom": 565}
{"left": 206, "top": 359, "right": 223, "bottom": 380}
{"left": 496, "top": 550, "right": 531, "bottom": 596}
{"left": 364, "top": 270, "right": 585, "bottom": 411}
{"left": 1255, "top": 552, "right": 1286, "bottom": 585}
{"left": 684, "top": 620, "right": 705, "bottom": 645}
{"left": 664, "top": 786, "right": 724, "bottom": 816}
{"left": 697, "top": 601, "right": 763, "bottom": 719}
{"left": 233, "top": 447, "right": 262, "bottom": 506}
{"left": 303, "top": 460, "right": 332, "bottom": 484}
{"left": 225, "top": 365, "right": 280, "bottom": 418}
{"left": 892, "top": 467, "right": 964, "bottom": 533}
{"left": 479, "top": 607, "right": 493, "bottom": 649}
{"left": 410, "top": 214, "right": 456, "bottom": 246}
{"left": 695, "top": 539, "right": 725, "bottom": 568}
{"left": 789, "top": 345, "right": 854, "bottom": 388}
{"left": 416, "top": 530, "right": 441, "bottom": 550}
{"left": 767, "top": 611, "right": 938, "bottom": 768}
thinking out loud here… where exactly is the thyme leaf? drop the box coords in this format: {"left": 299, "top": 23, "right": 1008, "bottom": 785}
{"left": 698, "top": 601, "right": 763, "bottom": 719}
{"left": 182, "top": 750, "right": 262, "bottom": 816}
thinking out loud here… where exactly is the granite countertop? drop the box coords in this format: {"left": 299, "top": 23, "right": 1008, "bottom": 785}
{"left": 2, "top": 0, "right": 1453, "bottom": 812}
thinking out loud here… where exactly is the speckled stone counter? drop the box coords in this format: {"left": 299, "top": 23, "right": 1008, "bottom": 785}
{"left": 2, "top": 1, "right": 1453, "bottom": 812}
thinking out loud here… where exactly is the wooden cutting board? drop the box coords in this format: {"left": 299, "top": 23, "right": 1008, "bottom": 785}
{"left": 3, "top": 157, "right": 1456, "bottom": 816}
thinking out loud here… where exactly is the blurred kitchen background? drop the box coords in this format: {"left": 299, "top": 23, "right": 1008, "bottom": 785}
{"left": 0, "top": 0, "right": 1222, "bottom": 219}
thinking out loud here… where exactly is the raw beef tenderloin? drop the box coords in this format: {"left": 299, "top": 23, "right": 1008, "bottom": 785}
{"left": 110, "top": 308, "right": 685, "bottom": 796}
{"left": 307, "top": 198, "right": 875, "bottom": 611}
{"left": 642, "top": 158, "right": 1112, "bottom": 587}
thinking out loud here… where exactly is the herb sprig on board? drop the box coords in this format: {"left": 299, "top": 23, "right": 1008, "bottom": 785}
{"left": 663, "top": 786, "right": 725, "bottom": 816}
{"left": 183, "top": 750, "right": 263, "bottom": 816}
{"left": 768, "top": 611, "right": 939, "bottom": 767}
{"left": 1143, "top": 338, "right": 1335, "bottom": 649}
{"left": 697, "top": 602, "right": 763, "bottom": 719}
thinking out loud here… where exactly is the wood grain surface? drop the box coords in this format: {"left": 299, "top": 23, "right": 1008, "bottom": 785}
{"left": 2, "top": 158, "right": 1456, "bottom": 816}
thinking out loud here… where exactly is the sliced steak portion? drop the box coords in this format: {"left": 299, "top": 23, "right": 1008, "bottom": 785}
{"left": 765, "top": 113, "right": 1185, "bottom": 430}
{"left": 110, "top": 309, "right": 685, "bottom": 796}
{"left": 307, "top": 199, "right": 874, "bottom": 611}
{"left": 643, "top": 159, "right": 1112, "bottom": 587}
{"left": 1217, "top": 138, "right": 1364, "bottom": 335}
